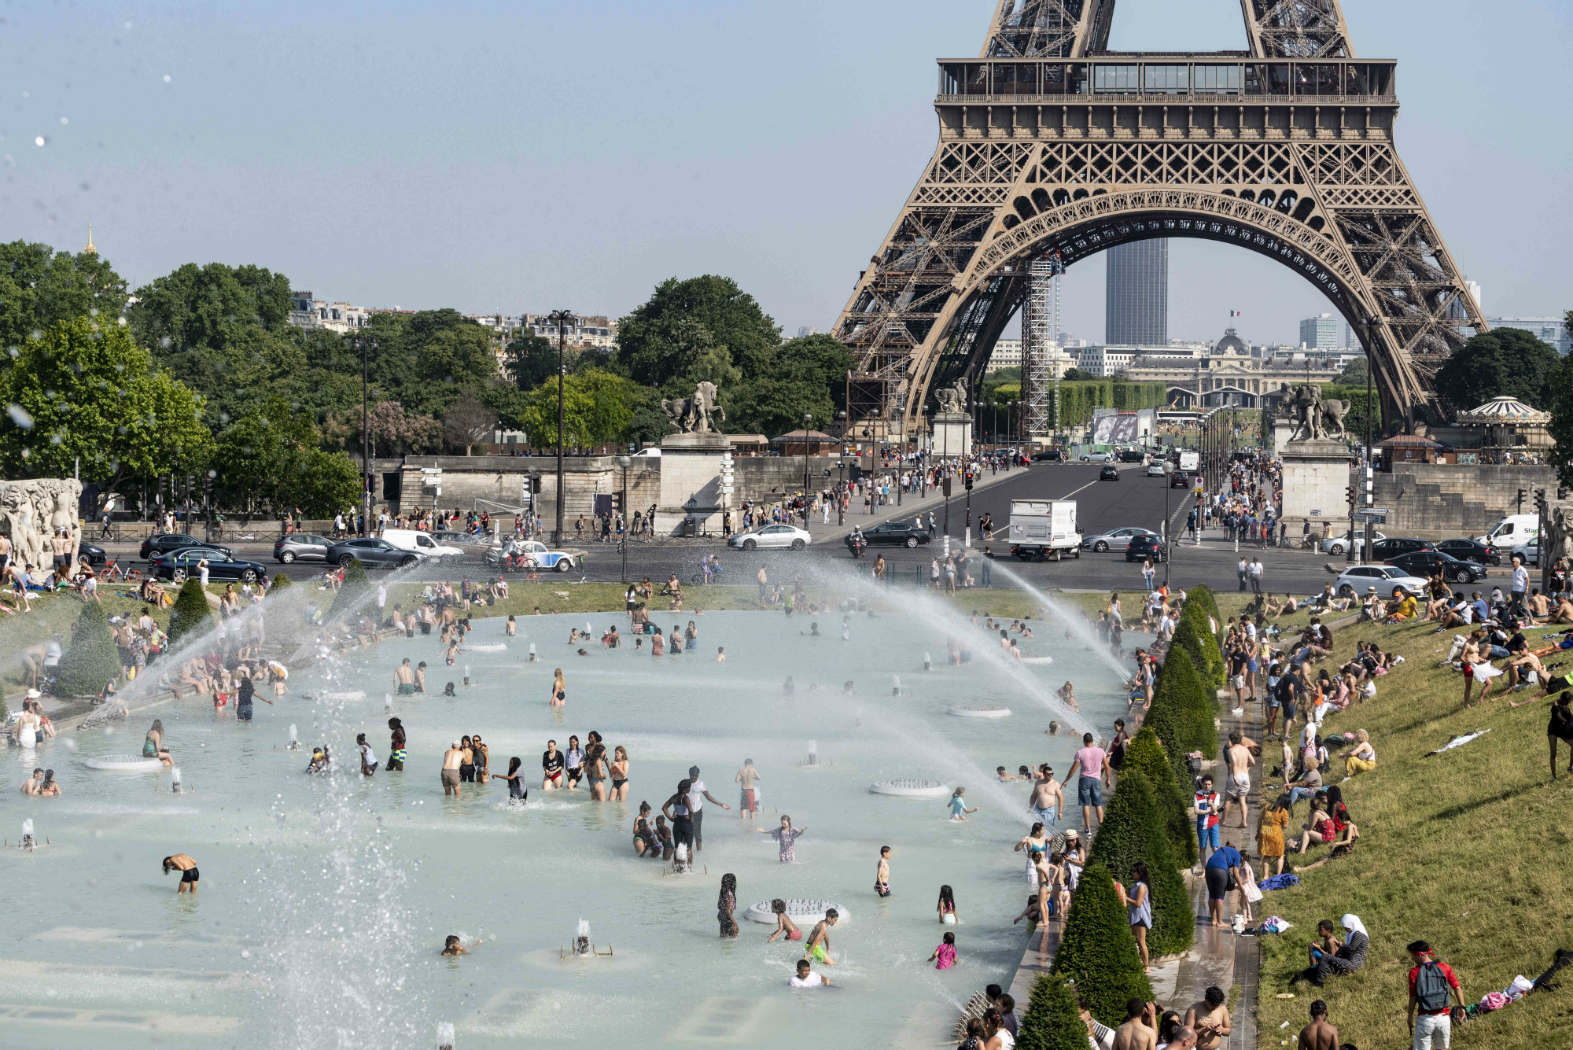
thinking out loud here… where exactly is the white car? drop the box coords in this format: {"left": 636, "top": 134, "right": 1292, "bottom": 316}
{"left": 1320, "top": 529, "right": 1386, "bottom": 556}
{"left": 1145, "top": 463, "right": 1166, "bottom": 477}
{"left": 1333, "top": 564, "right": 1429, "bottom": 599}
{"left": 728, "top": 523, "right": 812, "bottom": 551}
{"left": 381, "top": 528, "right": 466, "bottom": 561}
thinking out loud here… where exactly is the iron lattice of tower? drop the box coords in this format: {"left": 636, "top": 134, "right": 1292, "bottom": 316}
{"left": 832, "top": 0, "right": 1485, "bottom": 437}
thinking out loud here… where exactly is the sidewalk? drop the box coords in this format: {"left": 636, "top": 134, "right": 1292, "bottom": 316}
{"left": 796, "top": 463, "right": 1028, "bottom": 551}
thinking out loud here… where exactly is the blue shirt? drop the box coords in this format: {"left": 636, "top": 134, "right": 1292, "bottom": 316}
{"left": 1205, "top": 845, "right": 1242, "bottom": 871}
{"left": 1471, "top": 599, "right": 1489, "bottom": 623}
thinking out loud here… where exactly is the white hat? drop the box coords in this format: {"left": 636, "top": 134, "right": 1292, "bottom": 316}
{"left": 25, "top": 688, "right": 41, "bottom": 700}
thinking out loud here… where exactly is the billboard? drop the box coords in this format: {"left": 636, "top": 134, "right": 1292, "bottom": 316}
{"left": 1091, "top": 413, "right": 1140, "bottom": 446}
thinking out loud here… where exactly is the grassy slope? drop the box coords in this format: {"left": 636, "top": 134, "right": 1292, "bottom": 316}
{"left": 1253, "top": 617, "right": 1573, "bottom": 1049}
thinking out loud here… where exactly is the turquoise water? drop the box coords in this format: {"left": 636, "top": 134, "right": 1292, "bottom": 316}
{"left": 1, "top": 595, "right": 1137, "bottom": 1049}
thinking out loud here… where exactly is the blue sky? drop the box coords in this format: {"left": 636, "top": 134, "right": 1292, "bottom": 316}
{"left": 4, "top": 0, "right": 1569, "bottom": 346}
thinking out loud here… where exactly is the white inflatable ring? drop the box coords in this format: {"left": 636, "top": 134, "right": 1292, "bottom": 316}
{"left": 744, "top": 899, "right": 849, "bottom": 925}
{"left": 85, "top": 755, "right": 165, "bottom": 772}
{"left": 947, "top": 703, "right": 1012, "bottom": 718}
{"left": 466, "top": 643, "right": 507, "bottom": 653}
{"left": 869, "top": 778, "right": 950, "bottom": 798}
{"left": 1020, "top": 656, "right": 1055, "bottom": 665}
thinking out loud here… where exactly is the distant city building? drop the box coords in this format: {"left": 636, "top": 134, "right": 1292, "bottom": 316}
{"left": 987, "top": 338, "right": 1073, "bottom": 376}
{"left": 1076, "top": 345, "right": 1139, "bottom": 377}
{"left": 521, "top": 313, "right": 617, "bottom": 350}
{"left": 1465, "top": 280, "right": 1483, "bottom": 314}
{"left": 1105, "top": 240, "right": 1168, "bottom": 346}
{"left": 1485, "top": 316, "right": 1569, "bottom": 355}
{"left": 796, "top": 326, "right": 819, "bottom": 338}
{"left": 1119, "top": 327, "right": 1347, "bottom": 408}
{"left": 1299, "top": 312, "right": 1338, "bottom": 351}
{"left": 289, "top": 291, "right": 372, "bottom": 333}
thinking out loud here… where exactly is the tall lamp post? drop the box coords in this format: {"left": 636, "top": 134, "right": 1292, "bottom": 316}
{"left": 1162, "top": 460, "right": 1174, "bottom": 586}
{"left": 355, "top": 335, "right": 377, "bottom": 536}
{"left": 547, "top": 309, "right": 575, "bottom": 546}
{"left": 618, "top": 455, "right": 631, "bottom": 583}
{"left": 801, "top": 412, "right": 813, "bottom": 506}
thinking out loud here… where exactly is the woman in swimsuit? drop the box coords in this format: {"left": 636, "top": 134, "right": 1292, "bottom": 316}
{"left": 717, "top": 873, "right": 738, "bottom": 938}
{"left": 936, "top": 884, "right": 958, "bottom": 925}
{"left": 1014, "top": 822, "right": 1050, "bottom": 886}
{"left": 610, "top": 746, "right": 630, "bottom": 801}
{"left": 471, "top": 733, "right": 489, "bottom": 783}
{"left": 458, "top": 736, "right": 476, "bottom": 783}
{"left": 632, "top": 802, "right": 658, "bottom": 855}
{"left": 564, "top": 736, "right": 584, "bottom": 789}
{"left": 495, "top": 756, "right": 529, "bottom": 804}
{"left": 584, "top": 732, "right": 609, "bottom": 801}
{"left": 143, "top": 719, "right": 172, "bottom": 766}
{"left": 765, "top": 898, "right": 802, "bottom": 943}
{"left": 685, "top": 621, "right": 698, "bottom": 650}
{"left": 550, "top": 669, "right": 566, "bottom": 707}
{"left": 650, "top": 630, "right": 664, "bottom": 657}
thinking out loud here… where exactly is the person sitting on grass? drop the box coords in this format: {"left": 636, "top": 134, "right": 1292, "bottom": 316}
{"left": 1291, "top": 915, "right": 1368, "bottom": 987}
{"left": 1339, "top": 729, "right": 1376, "bottom": 780}
{"left": 1383, "top": 587, "right": 1419, "bottom": 624}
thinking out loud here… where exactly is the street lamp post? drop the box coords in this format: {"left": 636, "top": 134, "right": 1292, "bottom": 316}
{"left": 547, "top": 309, "right": 575, "bottom": 546}
{"left": 618, "top": 456, "right": 631, "bottom": 583}
{"left": 358, "top": 335, "right": 377, "bottom": 537}
{"left": 1162, "top": 460, "right": 1174, "bottom": 586}
{"left": 801, "top": 412, "right": 812, "bottom": 510}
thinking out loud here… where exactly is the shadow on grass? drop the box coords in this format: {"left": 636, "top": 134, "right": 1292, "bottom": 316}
{"left": 1429, "top": 779, "right": 1549, "bottom": 821}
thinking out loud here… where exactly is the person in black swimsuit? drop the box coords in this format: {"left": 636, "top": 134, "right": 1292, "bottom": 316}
{"left": 542, "top": 740, "right": 565, "bottom": 790}
{"left": 458, "top": 735, "right": 475, "bottom": 782}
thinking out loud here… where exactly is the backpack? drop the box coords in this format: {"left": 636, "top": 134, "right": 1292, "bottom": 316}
{"left": 1414, "top": 959, "right": 1451, "bottom": 1012}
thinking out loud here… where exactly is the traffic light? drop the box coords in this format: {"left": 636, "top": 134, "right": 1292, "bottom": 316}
{"left": 531, "top": 476, "right": 543, "bottom": 494}
{"left": 1346, "top": 485, "right": 1355, "bottom": 507}
{"left": 1518, "top": 488, "right": 1526, "bottom": 511}
{"left": 964, "top": 470, "right": 974, "bottom": 490}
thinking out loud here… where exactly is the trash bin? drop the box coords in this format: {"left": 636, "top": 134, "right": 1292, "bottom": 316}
{"left": 682, "top": 518, "right": 697, "bottom": 538}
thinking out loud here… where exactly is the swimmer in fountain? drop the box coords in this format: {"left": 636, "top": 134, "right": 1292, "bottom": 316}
{"left": 875, "top": 845, "right": 893, "bottom": 897}
{"left": 948, "top": 787, "right": 978, "bottom": 821}
{"left": 441, "top": 935, "right": 481, "bottom": 956}
{"left": 759, "top": 814, "right": 806, "bottom": 862}
{"left": 715, "top": 647, "right": 725, "bottom": 663}
{"left": 444, "top": 639, "right": 462, "bottom": 666}
{"left": 804, "top": 909, "right": 838, "bottom": 965}
{"left": 163, "top": 853, "right": 199, "bottom": 894}
{"left": 394, "top": 658, "right": 416, "bottom": 695}
{"left": 803, "top": 623, "right": 820, "bottom": 638}
{"left": 441, "top": 682, "right": 457, "bottom": 697}
{"left": 766, "top": 898, "right": 803, "bottom": 943}
{"left": 790, "top": 959, "right": 829, "bottom": 987}
{"left": 307, "top": 746, "right": 332, "bottom": 773}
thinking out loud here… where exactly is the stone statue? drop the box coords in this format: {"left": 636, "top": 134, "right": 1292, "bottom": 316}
{"left": 1284, "top": 383, "right": 1350, "bottom": 442}
{"left": 1544, "top": 502, "right": 1573, "bottom": 570}
{"left": 660, "top": 380, "right": 727, "bottom": 434}
{"left": 0, "top": 478, "right": 83, "bottom": 577}
{"left": 935, "top": 379, "right": 968, "bottom": 415}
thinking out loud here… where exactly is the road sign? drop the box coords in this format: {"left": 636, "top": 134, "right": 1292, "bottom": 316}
{"left": 1353, "top": 509, "right": 1389, "bottom": 522}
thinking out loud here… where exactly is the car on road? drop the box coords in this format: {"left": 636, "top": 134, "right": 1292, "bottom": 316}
{"left": 141, "top": 533, "right": 227, "bottom": 560}
{"left": 1385, "top": 550, "right": 1489, "bottom": 584}
{"left": 1080, "top": 451, "right": 1115, "bottom": 462}
{"left": 1099, "top": 465, "right": 1120, "bottom": 481}
{"left": 1125, "top": 533, "right": 1167, "bottom": 562}
{"left": 77, "top": 540, "right": 107, "bottom": 567}
{"left": 730, "top": 523, "right": 812, "bottom": 551}
{"left": 326, "top": 538, "right": 431, "bottom": 569}
{"left": 149, "top": 547, "right": 269, "bottom": 584}
{"left": 1080, "top": 526, "right": 1158, "bottom": 553}
{"left": 482, "top": 540, "right": 581, "bottom": 572}
{"left": 1370, "top": 537, "right": 1434, "bottom": 561}
{"left": 1435, "top": 538, "right": 1502, "bottom": 566}
{"left": 1117, "top": 449, "right": 1147, "bottom": 463}
{"left": 1319, "top": 529, "right": 1386, "bottom": 556}
{"left": 849, "top": 521, "right": 932, "bottom": 549}
{"left": 1032, "top": 449, "right": 1066, "bottom": 462}
{"left": 1333, "top": 564, "right": 1430, "bottom": 599}
{"left": 1170, "top": 471, "right": 1190, "bottom": 489}
{"left": 381, "top": 528, "right": 466, "bottom": 562}
{"left": 1513, "top": 538, "right": 1540, "bottom": 567}
{"left": 1145, "top": 462, "right": 1166, "bottom": 477}
{"left": 274, "top": 533, "right": 335, "bottom": 564}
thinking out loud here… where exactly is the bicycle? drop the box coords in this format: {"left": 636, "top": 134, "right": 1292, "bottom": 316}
{"left": 690, "top": 562, "right": 726, "bottom": 586}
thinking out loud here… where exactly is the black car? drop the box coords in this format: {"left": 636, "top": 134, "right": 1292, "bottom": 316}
{"left": 1032, "top": 449, "right": 1066, "bottom": 462}
{"left": 852, "top": 521, "right": 932, "bottom": 548}
{"left": 1117, "top": 449, "right": 1146, "bottom": 463}
{"left": 150, "top": 547, "right": 268, "bottom": 583}
{"left": 77, "top": 540, "right": 107, "bottom": 567}
{"left": 1170, "top": 471, "right": 1190, "bottom": 488}
{"left": 1125, "top": 533, "right": 1167, "bottom": 562}
{"left": 1099, "top": 466, "right": 1120, "bottom": 481}
{"left": 1371, "top": 537, "right": 1435, "bottom": 560}
{"left": 141, "top": 532, "right": 229, "bottom": 560}
{"left": 326, "top": 538, "right": 424, "bottom": 569}
{"left": 1435, "top": 538, "right": 1502, "bottom": 566}
{"left": 1385, "top": 550, "right": 1488, "bottom": 584}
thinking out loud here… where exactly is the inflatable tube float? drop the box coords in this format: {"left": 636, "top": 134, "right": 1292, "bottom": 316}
{"left": 303, "top": 690, "right": 367, "bottom": 702}
{"left": 869, "top": 778, "right": 950, "bottom": 799}
{"left": 85, "top": 755, "right": 165, "bottom": 773}
{"left": 947, "top": 703, "right": 1012, "bottom": 719}
{"left": 465, "top": 643, "right": 507, "bottom": 653}
{"left": 744, "top": 899, "right": 849, "bottom": 925}
{"left": 1019, "top": 656, "right": 1055, "bottom": 665}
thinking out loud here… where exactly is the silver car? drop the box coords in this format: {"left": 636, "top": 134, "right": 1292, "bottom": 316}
{"left": 1080, "top": 526, "right": 1158, "bottom": 553}
{"left": 728, "top": 523, "right": 812, "bottom": 551}
{"left": 274, "top": 533, "right": 334, "bottom": 564}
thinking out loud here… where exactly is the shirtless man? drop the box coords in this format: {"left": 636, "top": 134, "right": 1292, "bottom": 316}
{"left": 441, "top": 741, "right": 464, "bottom": 798}
{"left": 51, "top": 529, "right": 72, "bottom": 579}
{"left": 804, "top": 909, "right": 838, "bottom": 966}
{"left": 1296, "top": 1000, "right": 1338, "bottom": 1050}
{"left": 1183, "top": 987, "right": 1231, "bottom": 1050}
{"left": 163, "top": 853, "right": 199, "bottom": 894}
{"left": 1111, "top": 998, "right": 1157, "bottom": 1050}
{"left": 874, "top": 846, "right": 892, "bottom": 897}
{"left": 1029, "top": 766, "right": 1063, "bottom": 827}
{"left": 1220, "top": 731, "right": 1255, "bottom": 829}
{"left": 394, "top": 658, "right": 416, "bottom": 695}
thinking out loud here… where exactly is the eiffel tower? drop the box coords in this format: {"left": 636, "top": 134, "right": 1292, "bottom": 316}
{"left": 832, "top": 0, "right": 1485, "bottom": 437}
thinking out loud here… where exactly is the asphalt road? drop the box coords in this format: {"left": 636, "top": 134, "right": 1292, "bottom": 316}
{"left": 105, "top": 463, "right": 1501, "bottom": 597}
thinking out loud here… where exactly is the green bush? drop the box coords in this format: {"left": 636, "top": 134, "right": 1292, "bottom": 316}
{"left": 1086, "top": 768, "right": 1194, "bottom": 957}
{"left": 1174, "top": 603, "right": 1224, "bottom": 691}
{"left": 329, "top": 557, "right": 371, "bottom": 620}
{"left": 269, "top": 572, "right": 293, "bottom": 593}
{"left": 53, "top": 604, "right": 121, "bottom": 697}
{"left": 168, "top": 578, "right": 213, "bottom": 648}
{"left": 1051, "top": 862, "right": 1153, "bottom": 1023}
{"left": 1144, "top": 647, "right": 1209, "bottom": 781}
{"left": 1189, "top": 583, "right": 1221, "bottom": 629}
{"left": 1123, "top": 725, "right": 1197, "bottom": 866}
{"left": 1017, "top": 971, "right": 1089, "bottom": 1050}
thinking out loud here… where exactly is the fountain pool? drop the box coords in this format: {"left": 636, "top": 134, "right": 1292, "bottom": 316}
{"left": 1, "top": 605, "right": 1140, "bottom": 1048}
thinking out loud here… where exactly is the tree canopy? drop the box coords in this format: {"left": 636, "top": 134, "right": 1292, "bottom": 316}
{"left": 0, "top": 241, "right": 128, "bottom": 350}
{"left": 612, "top": 275, "right": 777, "bottom": 390}
{"left": 1435, "top": 328, "right": 1561, "bottom": 410}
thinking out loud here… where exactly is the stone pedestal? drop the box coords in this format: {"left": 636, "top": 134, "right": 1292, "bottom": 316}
{"left": 655, "top": 432, "right": 731, "bottom": 536}
{"left": 1279, "top": 437, "right": 1352, "bottom": 538}
{"left": 931, "top": 412, "right": 973, "bottom": 459}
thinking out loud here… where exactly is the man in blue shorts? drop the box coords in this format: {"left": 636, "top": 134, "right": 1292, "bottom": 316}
{"left": 1061, "top": 733, "right": 1109, "bottom": 832}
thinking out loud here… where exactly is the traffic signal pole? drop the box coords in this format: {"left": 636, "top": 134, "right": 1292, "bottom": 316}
{"left": 964, "top": 466, "right": 973, "bottom": 547}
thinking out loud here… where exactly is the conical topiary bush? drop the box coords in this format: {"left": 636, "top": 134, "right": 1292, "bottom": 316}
{"left": 1123, "top": 725, "right": 1197, "bottom": 866}
{"left": 1017, "top": 971, "right": 1090, "bottom": 1050}
{"left": 1050, "top": 862, "right": 1153, "bottom": 1024}
{"left": 168, "top": 578, "right": 213, "bottom": 649}
{"left": 329, "top": 556, "right": 371, "bottom": 620}
{"left": 1144, "top": 647, "right": 1209, "bottom": 782}
{"left": 1086, "top": 768, "right": 1194, "bottom": 957}
{"left": 53, "top": 604, "right": 121, "bottom": 696}
{"left": 1174, "top": 603, "right": 1225, "bottom": 692}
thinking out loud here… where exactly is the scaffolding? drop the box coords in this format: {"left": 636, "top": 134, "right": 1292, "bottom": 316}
{"left": 1022, "top": 253, "right": 1063, "bottom": 441}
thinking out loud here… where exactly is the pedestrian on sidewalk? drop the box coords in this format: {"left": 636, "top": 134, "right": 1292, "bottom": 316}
{"left": 1250, "top": 557, "right": 1264, "bottom": 595}
{"left": 981, "top": 548, "right": 992, "bottom": 588}
{"left": 1238, "top": 556, "right": 1249, "bottom": 592}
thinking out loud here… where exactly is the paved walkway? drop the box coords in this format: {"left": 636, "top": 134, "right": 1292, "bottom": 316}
{"left": 791, "top": 461, "right": 1031, "bottom": 551}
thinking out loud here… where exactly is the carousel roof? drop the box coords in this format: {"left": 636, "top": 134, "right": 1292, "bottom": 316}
{"left": 1457, "top": 395, "right": 1549, "bottom": 423}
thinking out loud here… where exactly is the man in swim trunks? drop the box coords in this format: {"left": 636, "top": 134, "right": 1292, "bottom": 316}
{"left": 805, "top": 909, "right": 838, "bottom": 965}
{"left": 875, "top": 846, "right": 892, "bottom": 897}
{"left": 1221, "top": 731, "right": 1255, "bottom": 829}
{"left": 394, "top": 658, "right": 416, "bottom": 695}
{"left": 735, "top": 759, "right": 760, "bottom": 819}
{"left": 163, "top": 853, "right": 199, "bottom": 894}
{"left": 441, "top": 741, "right": 463, "bottom": 798}
{"left": 541, "top": 739, "right": 564, "bottom": 790}
{"left": 1030, "top": 765, "right": 1062, "bottom": 826}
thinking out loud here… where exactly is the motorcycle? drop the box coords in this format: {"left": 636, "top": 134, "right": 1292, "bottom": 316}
{"left": 485, "top": 550, "right": 539, "bottom": 573}
{"left": 846, "top": 535, "right": 866, "bottom": 559}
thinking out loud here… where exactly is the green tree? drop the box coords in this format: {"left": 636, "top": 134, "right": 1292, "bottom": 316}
{"left": 1123, "top": 726, "right": 1197, "bottom": 866}
{"left": 270, "top": 572, "right": 293, "bottom": 594}
{"left": 1435, "top": 328, "right": 1561, "bottom": 410}
{"left": 1144, "top": 647, "right": 1211, "bottom": 783}
{"left": 518, "top": 369, "right": 638, "bottom": 447}
{"left": 0, "top": 240, "right": 129, "bottom": 350}
{"left": 417, "top": 324, "right": 498, "bottom": 388}
{"left": 0, "top": 318, "right": 211, "bottom": 503}
{"left": 1544, "top": 316, "right": 1573, "bottom": 489}
{"left": 1017, "top": 972, "right": 1088, "bottom": 1050}
{"left": 53, "top": 604, "right": 122, "bottom": 696}
{"left": 330, "top": 557, "right": 371, "bottom": 619}
{"left": 128, "top": 262, "right": 293, "bottom": 358}
{"left": 211, "top": 396, "right": 361, "bottom": 517}
{"left": 502, "top": 330, "right": 562, "bottom": 390}
{"left": 1173, "top": 603, "right": 1224, "bottom": 691}
{"left": 612, "top": 276, "right": 778, "bottom": 388}
{"left": 1337, "top": 355, "right": 1368, "bottom": 386}
{"left": 1086, "top": 769, "right": 1193, "bottom": 956}
{"left": 1051, "top": 862, "right": 1153, "bottom": 1024}
{"left": 168, "top": 578, "right": 213, "bottom": 648}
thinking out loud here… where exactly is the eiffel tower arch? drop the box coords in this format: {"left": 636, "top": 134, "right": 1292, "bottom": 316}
{"left": 833, "top": 0, "right": 1485, "bottom": 439}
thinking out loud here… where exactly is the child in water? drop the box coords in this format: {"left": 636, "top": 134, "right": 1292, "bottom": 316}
{"left": 505, "top": 615, "right": 517, "bottom": 637}
{"left": 875, "top": 845, "right": 892, "bottom": 897}
{"left": 765, "top": 898, "right": 802, "bottom": 942}
{"left": 929, "top": 931, "right": 957, "bottom": 969}
{"left": 759, "top": 814, "right": 806, "bottom": 862}
{"left": 441, "top": 935, "right": 481, "bottom": 956}
{"left": 948, "top": 787, "right": 978, "bottom": 821}
{"left": 937, "top": 884, "right": 958, "bottom": 924}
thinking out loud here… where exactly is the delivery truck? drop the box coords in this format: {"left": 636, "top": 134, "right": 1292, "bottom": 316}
{"left": 1006, "top": 499, "right": 1082, "bottom": 561}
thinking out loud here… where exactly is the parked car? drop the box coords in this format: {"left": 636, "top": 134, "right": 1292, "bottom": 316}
{"left": 851, "top": 521, "right": 932, "bottom": 549}
{"left": 1099, "top": 465, "right": 1120, "bottom": 481}
{"left": 1080, "top": 451, "right": 1115, "bottom": 462}
{"left": 274, "top": 533, "right": 335, "bottom": 564}
{"left": 1385, "top": 550, "right": 1489, "bottom": 584}
{"left": 1513, "top": 538, "right": 1540, "bottom": 567}
{"left": 482, "top": 540, "right": 581, "bottom": 572}
{"left": 1370, "top": 537, "right": 1434, "bottom": 561}
{"left": 1320, "top": 529, "right": 1386, "bottom": 556}
{"left": 149, "top": 548, "right": 269, "bottom": 583}
{"left": 1333, "top": 564, "right": 1429, "bottom": 599}
{"left": 1125, "top": 533, "right": 1167, "bottom": 563}
{"left": 1032, "top": 449, "right": 1066, "bottom": 462}
{"left": 1170, "top": 471, "right": 1190, "bottom": 489}
{"left": 1080, "top": 527, "right": 1158, "bottom": 553}
{"left": 1145, "top": 462, "right": 1166, "bottom": 477}
{"left": 76, "top": 540, "right": 107, "bottom": 567}
{"left": 140, "top": 533, "right": 226, "bottom": 560}
{"left": 1435, "top": 538, "right": 1502, "bottom": 566}
{"left": 1117, "top": 449, "right": 1146, "bottom": 463}
{"left": 381, "top": 528, "right": 466, "bottom": 561}
{"left": 325, "top": 538, "right": 426, "bottom": 569}
{"left": 729, "top": 523, "right": 812, "bottom": 551}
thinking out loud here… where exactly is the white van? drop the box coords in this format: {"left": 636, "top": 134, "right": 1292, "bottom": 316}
{"left": 1477, "top": 514, "right": 1539, "bottom": 548}
{"left": 381, "top": 529, "right": 466, "bottom": 561}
